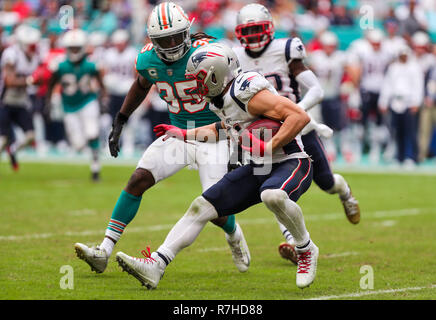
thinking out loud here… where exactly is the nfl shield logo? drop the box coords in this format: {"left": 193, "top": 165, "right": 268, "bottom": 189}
{"left": 167, "top": 69, "right": 173, "bottom": 76}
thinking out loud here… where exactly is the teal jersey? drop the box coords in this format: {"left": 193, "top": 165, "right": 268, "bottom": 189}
{"left": 54, "top": 57, "right": 99, "bottom": 113}
{"left": 135, "top": 38, "right": 220, "bottom": 129}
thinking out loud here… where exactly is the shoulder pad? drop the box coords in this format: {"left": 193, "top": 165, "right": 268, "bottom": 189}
{"left": 285, "top": 37, "right": 307, "bottom": 62}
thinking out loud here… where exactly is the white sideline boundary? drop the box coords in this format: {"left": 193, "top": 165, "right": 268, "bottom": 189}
{"left": 12, "top": 157, "right": 436, "bottom": 176}
{"left": 307, "top": 284, "right": 436, "bottom": 300}
{"left": 0, "top": 207, "right": 433, "bottom": 242}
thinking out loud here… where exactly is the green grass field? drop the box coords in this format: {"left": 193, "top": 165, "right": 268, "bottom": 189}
{"left": 1, "top": 162, "right": 435, "bottom": 300}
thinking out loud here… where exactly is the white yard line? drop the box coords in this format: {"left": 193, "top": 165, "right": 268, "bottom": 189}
{"left": 0, "top": 207, "right": 433, "bottom": 242}
{"left": 307, "top": 284, "right": 436, "bottom": 300}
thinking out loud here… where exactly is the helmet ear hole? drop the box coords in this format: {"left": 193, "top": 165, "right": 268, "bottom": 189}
{"left": 211, "top": 73, "right": 217, "bottom": 84}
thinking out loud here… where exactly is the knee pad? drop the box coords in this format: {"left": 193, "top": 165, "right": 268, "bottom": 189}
{"left": 186, "top": 196, "right": 218, "bottom": 221}
{"left": 260, "top": 189, "right": 289, "bottom": 212}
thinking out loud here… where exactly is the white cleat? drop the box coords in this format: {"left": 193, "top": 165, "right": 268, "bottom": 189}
{"left": 295, "top": 242, "right": 319, "bottom": 289}
{"left": 74, "top": 243, "right": 109, "bottom": 273}
{"left": 341, "top": 191, "right": 360, "bottom": 224}
{"left": 225, "top": 223, "right": 251, "bottom": 273}
{"left": 116, "top": 251, "right": 164, "bottom": 290}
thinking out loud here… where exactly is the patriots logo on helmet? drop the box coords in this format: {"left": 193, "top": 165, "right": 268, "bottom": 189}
{"left": 191, "top": 51, "right": 224, "bottom": 68}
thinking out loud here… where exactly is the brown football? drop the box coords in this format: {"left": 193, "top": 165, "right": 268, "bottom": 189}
{"left": 245, "top": 118, "right": 282, "bottom": 142}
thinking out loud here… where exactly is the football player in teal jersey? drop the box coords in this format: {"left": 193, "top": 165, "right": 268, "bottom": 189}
{"left": 74, "top": 2, "right": 250, "bottom": 275}
{"left": 47, "top": 29, "right": 106, "bottom": 182}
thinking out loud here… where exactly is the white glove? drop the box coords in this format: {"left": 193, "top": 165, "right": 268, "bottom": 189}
{"left": 301, "top": 118, "right": 333, "bottom": 139}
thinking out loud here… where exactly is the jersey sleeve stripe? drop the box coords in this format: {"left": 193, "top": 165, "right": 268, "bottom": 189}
{"left": 230, "top": 80, "right": 246, "bottom": 112}
{"left": 285, "top": 38, "right": 292, "bottom": 63}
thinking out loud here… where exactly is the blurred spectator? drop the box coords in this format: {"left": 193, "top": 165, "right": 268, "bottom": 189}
{"left": 418, "top": 44, "right": 436, "bottom": 162}
{"left": 330, "top": 4, "right": 353, "bottom": 26}
{"left": 379, "top": 45, "right": 423, "bottom": 166}
{"left": 396, "top": 0, "right": 428, "bottom": 41}
{"left": 295, "top": 3, "right": 329, "bottom": 33}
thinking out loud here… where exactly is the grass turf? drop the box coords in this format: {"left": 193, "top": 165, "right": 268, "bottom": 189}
{"left": 0, "top": 162, "right": 435, "bottom": 300}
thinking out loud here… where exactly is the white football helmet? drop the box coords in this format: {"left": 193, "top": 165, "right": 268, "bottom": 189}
{"left": 235, "top": 3, "right": 274, "bottom": 52}
{"left": 147, "top": 2, "right": 191, "bottom": 62}
{"left": 185, "top": 43, "right": 242, "bottom": 99}
{"left": 320, "top": 31, "right": 338, "bottom": 47}
{"left": 62, "top": 29, "right": 87, "bottom": 62}
{"left": 111, "top": 29, "right": 130, "bottom": 45}
{"left": 15, "top": 25, "right": 41, "bottom": 55}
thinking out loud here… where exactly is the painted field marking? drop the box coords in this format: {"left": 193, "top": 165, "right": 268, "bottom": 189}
{"left": 0, "top": 207, "right": 433, "bottom": 242}
{"left": 307, "top": 284, "right": 436, "bottom": 300}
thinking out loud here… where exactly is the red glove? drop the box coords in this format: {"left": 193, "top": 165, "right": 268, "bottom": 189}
{"left": 153, "top": 124, "right": 187, "bottom": 141}
{"left": 240, "top": 131, "right": 268, "bottom": 157}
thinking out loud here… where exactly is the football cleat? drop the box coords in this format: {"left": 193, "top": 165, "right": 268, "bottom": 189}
{"left": 295, "top": 241, "right": 319, "bottom": 289}
{"left": 341, "top": 191, "right": 360, "bottom": 224}
{"left": 6, "top": 146, "right": 19, "bottom": 171}
{"left": 116, "top": 248, "right": 164, "bottom": 290}
{"left": 278, "top": 242, "right": 297, "bottom": 265}
{"left": 225, "top": 223, "right": 251, "bottom": 273}
{"left": 74, "top": 243, "right": 109, "bottom": 273}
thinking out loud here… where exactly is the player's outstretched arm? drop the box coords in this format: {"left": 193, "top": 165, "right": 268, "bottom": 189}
{"left": 153, "top": 121, "right": 224, "bottom": 143}
{"left": 247, "top": 90, "right": 310, "bottom": 153}
{"left": 109, "top": 74, "right": 152, "bottom": 157}
{"left": 289, "top": 59, "right": 324, "bottom": 111}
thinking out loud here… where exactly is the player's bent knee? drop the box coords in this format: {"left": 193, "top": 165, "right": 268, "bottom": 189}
{"left": 185, "top": 196, "right": 218, "bottom": 221}
{"left": 260, "top": 188, "right": 288, "bottom": 211}
{"left": 125, "top": 168, "right": 155, "bottom": 196}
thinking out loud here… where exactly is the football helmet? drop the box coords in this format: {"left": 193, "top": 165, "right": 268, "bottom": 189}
{"left": 319, "top": 31, "right": 338, "bottom": 47}
{"left": 185, "top": 43, "right": 242, "bottom": 99}
{"left": 15, "top": 25, "right": 41, "bottom": 55}
{"left": 147, "top": 2, "right": 191, "bottom": 62}
{"left": 62, "top": 29, "right": 87, "bottom": 62}
{"left": 235, "top": 4, "right": 274, "bottom": 52}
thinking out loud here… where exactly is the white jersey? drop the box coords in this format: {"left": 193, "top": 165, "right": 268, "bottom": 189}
{"left": 210, "top": 71, "right": 308, "bottom": 165}
{"left": 0, "top": 44, "right": 40, "bottom": 107}
{"left": 103, "top": 46, "right": 137, "bottom": 96}
{"left": 308, "top": 50, "right": 347, "bottom": 99}
{"left": 348, "top": 40, "right": 393, "bottom": 93}
{"left": 233, "top": 37, "right": 307, "bottom": 103}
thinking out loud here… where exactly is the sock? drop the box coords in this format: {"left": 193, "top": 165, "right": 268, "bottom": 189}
{"left": 100, "top": 237, "right": 115, "bottom": 256}
{"left": 277, "top": 221, "right": 295, "bottom": 244}
{"left": 102, "top": 190, "right": 142, "bottom": 254}
{"left": 89, "top": 139, "right": 100, "bottom": 173}
{"left": 158, "top": 196, "right": 218, "bottom": 259}
{"left": 261, "top": 189, "right": 310, "bottom": 247}
{"left": 327, "top": 174, "right": 351, "bottom": 200}
{"left": 221, "top": 215, "right": 236, "bottom": 234}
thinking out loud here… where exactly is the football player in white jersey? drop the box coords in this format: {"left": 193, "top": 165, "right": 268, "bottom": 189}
{"left": 347, "top": 28, "right": 393, "bottom": 164}
{"left": 308, "top": 31, "right": 349, "bottom": 162}
{"left": 116, "top": 42, "right": 319, "bottom": 289}
{"left": 232, "top": 4, "right": 360, "bottom": 264}
{"left": 102, "top": 29, "right": 139, "bottom": 156}
{"left": 0, "top": 25, "right": 41, "bottom": 170}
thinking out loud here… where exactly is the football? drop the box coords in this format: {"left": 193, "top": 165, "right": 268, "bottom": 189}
{"left": 245, "top": 118, "right": 282, "bottom": 142}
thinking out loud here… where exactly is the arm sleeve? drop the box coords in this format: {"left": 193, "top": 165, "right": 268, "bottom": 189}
{"left": 410, "top": 66, "right": 424, "bottom": 107}
{"left": 295, "top": 69, "right": 324, "bottom": 111}
{"left": 378, "top": 66, "right": 393, "bottom": 108}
